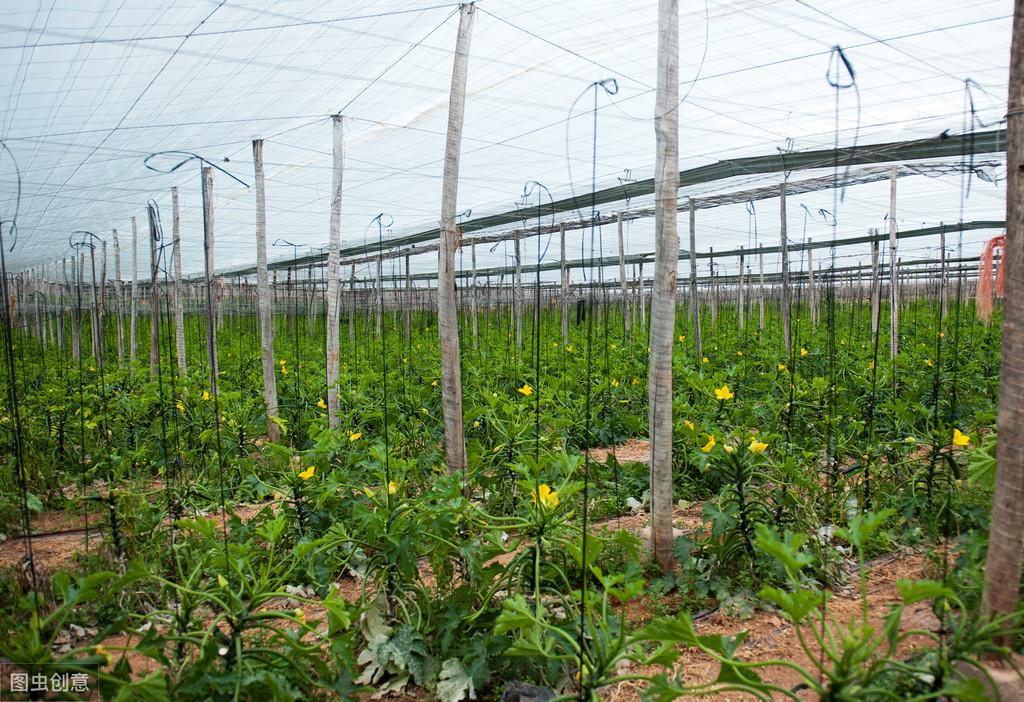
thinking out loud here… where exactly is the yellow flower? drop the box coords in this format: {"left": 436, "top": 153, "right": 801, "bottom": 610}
{"left": 94, "top": 644, "right": 112, "bottom": 664}
{"left": 552, "top": 341, "right": 558, "bottom": 348}
{"left": 294, "top": 608, "right": 307, "bottom": 625}
{"left": 925, "top": 359, "right": 934, "bottom": 368}
{"left": 631, "top": 378, "right": 639, "bottom": 385}
{"left": 473, "top": 420, "right": 480, "bottom": 428}
{"left": 905, "top": 436, "right": 916, "bottom": 443}
{"left": 684, "top": 419, "right": 695, "bottom": 431}
{"left": 387, "top": 480, "right": 399, "bottom": 495}
{"left": 800, "top": 348, "right": 809, "bottom": 357}
{"left": 749, "top": 438, "right": 768, "bottom": 453}
{"left": 317, "top": 398, "right": 327, "bottom": 409}
{"left": 611, "top": 343, "right": 617, "bottom": 350}
{"left": 736, "top": 351, "right": 743, "bottom": 357}
{"left": 939, "top": 332, "right": 945, "bottom": 338}
{"left": 348, "top": 431, "right": 362, "bottom": 442}
{"left": 298, "top": 466, "right": 315, "bottom": 480}
{"left": 952, "top": 428, "right": 970, "bottom": 447}
{"left": 362, "top": 486, "right": 375, "bottom": 498}
{"left": 531, "top": 483, "right": 559, "bottom": 510}
{"left": 431, "top": 380, "right": 438, "bottom": 387}
{"left": 702, "top": 356, "right": 709, "bottom": 364}
{"left": 869, "top": 360, "right": 875, "bottom": 370}
{"left": 202, "top": 391, "right": 211, "bottom": 401}
{"left": 715, "top": 385, "right": 734, "bottom": 401}
{"left": 610, "top": 378, "right": 620, "bottom": 388}
{"left": 701, "top": 434, "right": 716, "bottom": 452}
{"left": 678, "top": 335, "right": 685, "bottom": 343}
{"left": 176, "top": 401, "right": 185, "bottom": 414}
{"left": 518, "top": 383, "right": 533, "bottom": 396}
{"left": 724, "top": 445, "right": 735, "bottom": 454}
{"left": 566, "top": 344, "right": 574, "bottom": 353}
{"left": 777, "top": 362, "right": 786, "bottom": 372}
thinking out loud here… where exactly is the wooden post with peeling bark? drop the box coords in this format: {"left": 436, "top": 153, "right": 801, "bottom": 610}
{"left": 647, "top": 0, "right": 679, "bottom": 572}
{"left": 738, "top": 247, "right": 745, "bottom": 332}
{"left": 325, "top": 119, "right": 344, "bottom": 430}
{"left": 254, "top": 140, "right": 280, "bottom": 441}
{"left": 437, "top": 2, "right": 474, "bottom": 476}
{"left": 202, "top": 167, "right": 219, "bottom": 392}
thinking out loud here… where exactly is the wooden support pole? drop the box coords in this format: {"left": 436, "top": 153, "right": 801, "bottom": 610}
{"left": 560, "top": 222, "right": 569, "bottom": 345}
{"left": 648, "top": 0, "right": 679, "bottom": 572}
{"left": 780, "top": 182, "right": 791, "bottom": 356}
{"left": 254, "top": 140, "right": 280, "bottom": 441}
{"left": 870, "top": 234, "right": 880, "bottom": 334}
{"left": 172, "top": 188, "right": 186, "bottom": 373}
{"left": 738, "top": 247, "right": 745, "bottom": 331}
{"left": 202, "top": 166, "right": 219, "bottom": 392}
{"left": 471, "top": 242, "right": 478, "bottom": 346}
{"left": 617, "top": 211, "right": 630, "bottom": 334}
{"left": 889, "top": 166, "right": 899, "bottom": 358}
{"left": 514, "top": 231, "right": 523, "bottom": 351}
{"left": 130, "top": 216, "right": 138, "bottom": 363}
{"left": 688, "top": 199, "right": 701, "bottom": 356}
{"left": 758, "top": 245, "right": 765, "bottom": 331}
{"left": 405, "top": 254, "right": 413, "bottom": 342}
{"left": 808, "top": 238, "right": 816, "bottom": 326}
{"left": 148, "top": 203, "right": 160, "bottom": 379}
{"left": 437, "top": 1, "right": 474, "bottom": 475}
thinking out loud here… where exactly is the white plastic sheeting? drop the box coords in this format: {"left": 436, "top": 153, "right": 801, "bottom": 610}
{"left": 0, "top": 0, "right": 1013, "bottom": 280}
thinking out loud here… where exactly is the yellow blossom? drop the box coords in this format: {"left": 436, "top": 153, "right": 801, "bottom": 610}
{"left": 431, "top": 380, "right": 438, "bottom": 387}
{"left": 925, "top": 359, "right": 934, "bottom": 368}
{"left": 610, "top": 378, "right": 620, "bottom": 388}
{"left": 749, "top": 438, "right": 768, "bottom": 453}
{"left": 869, "top": 360, "right": 875, "bottom": 370}
{"left": 202, "top": 391, "right": 210, "bottom": 401}
{"left": 777, "top": 362, "right": 786, "bottom": 372}
{"left": 176, "top": 401, "right": 185, "bottom": 414}
{"left": 701, "top": 434, "right": 716, "bottom": 452}
{"left": 317, "top": 398, "right": 327, "bottom": 409}
{"left": 702, "top": 356, "right": 709, "bottom": 364}
{"left": 294, "top": 608, "right": 307, "bottom": 625}
{"left": 724, "top": 445, "right": 735, "bottom": 454}
{"left": 905, "top": 437, "right": 916, "bottom": 443}
{"left": 387, "top": 480, "right": 399, "bottom": 495}
{"left": 631, "top": 377, "right": 639, "bottom": 385}
{"left": 566, "top": 344, "right": 574, "bottom": 353}
{"left": 952, "top": 428, "right": 970, "bottom": 447}
{"left": 552, "top": 341, "right": 558, "bottom": 348}
{"left": 531, "top": 483, "right": 559, "bottom": 510}
{"left": 473, "top": 420, "right": 480, "bottom": 428}
{"left": 684, "top": 419, "right": 695, "bottom": 431}
{"left": 298, "top": 466, "right": 315, "bottom": 480}
{"left": 800, "top": 348, "right": 809, "bottom": 357}
{"left": 94, "top": 644, "right": 111, "bottom": 664}
{"left": 518, "top": 383, "right": 533, "bottom": 396}
{"left": 736, "top": 351, "right": 743, "bottom": 357}
{"left": 348, "top": 431, "right": 362, "bottom": 442}
{"left": 715, "top": 385, "right": 734, "bottom": 401}
{"left": 362, "top": 486, "right": 375, "bottom": 498}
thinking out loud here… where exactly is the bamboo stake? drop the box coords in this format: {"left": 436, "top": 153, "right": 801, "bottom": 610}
{"left": 202, "top": 167, "right": 219, "bottom": 392}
